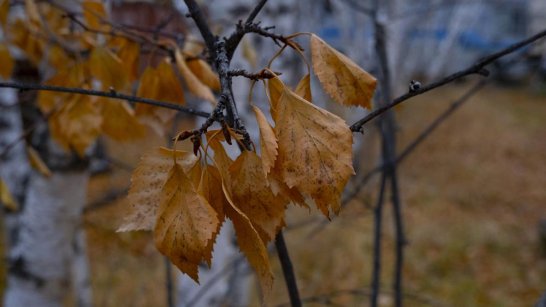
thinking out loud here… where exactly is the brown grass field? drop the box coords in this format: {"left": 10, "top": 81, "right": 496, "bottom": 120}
{"left": 2, "top": 82, "right": 545, "bottom": 306}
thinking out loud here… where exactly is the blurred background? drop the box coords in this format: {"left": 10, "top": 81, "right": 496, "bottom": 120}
{"left": 1, "top": 0, "right": 545, "bottom": 306}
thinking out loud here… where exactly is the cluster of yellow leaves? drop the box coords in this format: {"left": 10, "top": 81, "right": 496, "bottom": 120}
{"left": 119, "top": 34, "right": 376, "bottom": 296}
{"left": 0, "top": 0, "right": 220, "bottom": 155}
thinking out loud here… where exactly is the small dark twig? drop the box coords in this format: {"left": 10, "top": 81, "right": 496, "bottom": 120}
{"left": 228, "top": 69, "right": 281, "bottom": 80}
{"left": 0, "top": 81, "right": 209, "bottom": 117}
{"left": 275, "top": 232, "right": 302, "bottom": 307}
{"left": 370, "top": 171, "right": 387, "bottom": 307}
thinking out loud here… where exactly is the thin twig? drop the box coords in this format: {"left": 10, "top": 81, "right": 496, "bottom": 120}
{"left": 275, "top": 232, "right": 302, "bottom": 307}
{"left": 350, "top": 27, "right": 546, "bottom": 132}
{"left": 225, "top": 0, "right": 269, "bottom": 59}
{"left": 0, "top": 81, "right": 209, "bottom": 117}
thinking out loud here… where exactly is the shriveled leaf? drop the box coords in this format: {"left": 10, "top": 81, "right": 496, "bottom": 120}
{"left": 205, "top": 130, "right": 233, "bottom": 177}
{"left": 0, "top": 44, "right": 14, "bottom": 79}
{"left": 0, "top": 0, "right": 9, "bottom": 27}
{"left": 229, "top": 151, "right": 286, "bottom": 241}
{"left": 135, "top": 61, "right": 184, "bottom": 123}
{"left": 273, "top": 81, "right": 355, "bottom": 217}
{"left": 100, "top": 98, "right": 146, "bottom": 141}
{"left": 310, "top": 34, "right": 376, "bottom": 108}
{"left": 294, "top": 74, "right": 312, "bottom": 102}
{"left": 252, "top": 105, "right": 277, "bottom": 175}
{"left": 49, "top": 95, "right": 102, "bottom": 156}
{"left": 175, "top": 49, "right": 215, "bottom": 104}
{"left": 83, "top": 0, "right": 107, "bottom": 29}
{"left": 0, "top": 178, "right": 18, "bottom": 211}
{"left": 118, "top": 148, "right": 198, "bottom": 232}
{"left": 267, "top": 75, "right": 284, "bottom": 121}
{"left": 242, "top": 37, "right": 258, "bottom": 68}
{"left": 187, "top": 58, "right": 220, "bottom": 91}
{"left": 9, "top": 20, "right": 43, "bottom": 63}
{"left": 154, "top": 163, "right": 220, "bottom": 283}
{"left": 117, "top": 40, "right": 140, "bottom": 81}
{"left": 89, "top": 46, "right": 128, "bottom": 91}
{"left": 198, "top": 164, "right": 226, "bottom": 222}
{"left": 27, "top": 145, "right": 52, "bottom": 177}
{"left": 221, "top": 178, "right": 273, "bottom": 296}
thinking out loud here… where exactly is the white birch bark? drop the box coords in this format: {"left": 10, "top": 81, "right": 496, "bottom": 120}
{"left": 4, "top": 170, "right": 89, "bottom": 307}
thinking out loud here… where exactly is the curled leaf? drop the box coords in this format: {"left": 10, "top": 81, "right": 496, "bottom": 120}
{"left": 118, "top": 148, "right": 198, "bottom": 232}
{"left": 154, "top": 163, "right": 220, "bottom": 282}
{"left": 252, "top": 105, "right": 277, "bottom": 175}
{"left": 273, "top": 79, "right": 355, "bottom": 217}
{"left": 310, "top": 34, "right": 376, "bottom": 108}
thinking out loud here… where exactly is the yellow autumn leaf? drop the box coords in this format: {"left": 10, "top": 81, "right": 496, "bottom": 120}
{"left": 0, "top": 178, "right": 18, "bottom": 211}
{"left": 198, "top": 164, "right": 226, "bottom": 222}
{"left": 25, "top": 0, "right": 40, "bottom": 26}
{"left": 38, "top": 63, "right": 85, "bottom": 113}
{"left": 135, "top": 61, "right": 184, "bottom": 123}
{"left": 175, "top": 49, "right": 216, "bottom": 104}
{"left": 0, "top": 44, "right": 14, "bottom": 79}
{"left": 48, "top": 95, "right": 102, "bottom": 156}
{"left": 295, "top": 74, "right": 312, "bottom": 102}
{"left": 221, "top": 175, "right": 274, "bottom": 296}
{"left": 99, "top": 98, "right": 146, "bottom": 141}
{"left": 89, "top": 46, "right": 128, "bottom": 91}
{"left": 118, "top": 148, "right": 198, "bottom": 232}
{"left": 27, "top": 145, "right": 52, "bottom": 177}
{"left": 154, "top": 163, "right": 220, "bottom": 283}
{"left": 267, "top": 75, "right": 284, "bottom": 121}
{"left": 0, "top": 0, "right": 9, "bottom": 27}
{"left": 82, "top": 0, "right": 107, "bottom": 30}
{"left": 117, "top": 40, "right": 140, "bottom": 81}
{"left": 310, "top": 34, "right": 376, "bottom": 108}
{"left": 273, "top": 79, "right": 355, "bottom": 217}
{"left": 187, "top": 58, "right": 221, "bottom": 91}
{"left": 252, "top": 105, "right": 277, "bottom": 175}
{"left": 9, "top": 20, "right": 43, "bottom": 64}
{"left": 229, "top": 151, "right": 286, "bottom": 241}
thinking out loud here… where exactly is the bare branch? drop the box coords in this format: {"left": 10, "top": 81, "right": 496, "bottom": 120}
{"left": 350, "top": 27, "right": 546, "bottom": 132}
{"left": 0, "top": 81, "right": 209, "bottom": 117}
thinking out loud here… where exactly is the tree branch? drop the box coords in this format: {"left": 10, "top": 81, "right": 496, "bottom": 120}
{"left": 275, "top": 232, "right": 302, "bottom": 307}
{"left": 350, "top": 27, "right": 546, "bottom": 132}
{"left": 183, "top": 0, "right": 216, "bottom": 53}
{"left": 0, "top": 81, "right": 209, "bottom": 117}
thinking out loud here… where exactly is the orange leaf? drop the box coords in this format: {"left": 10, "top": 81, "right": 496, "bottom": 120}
{"left": 49, "top": 95, "right": 102, "bottom": 156}
{"left": 82, "top": 0, "right": 107, "bottom": 30}
{"left": 229, "top": 151, "right": 286, "bottom": 241}
{"left": 0, "top": 44, "right": 14, "bottom": 79}
{"left": 310, "top": 34, "right": 376, "bottom": 108}
{"left": 294, "top": 74, "right": 312, "bottom": 102}
{"left": 273, "top": 79, "right": 355, "bottom": 217}
{"left": 27, "top": 145, "right": 52, "bottom": 177}
{"left": 0, "top": 178, "right": 18, "bottom": 211}
{"left": 187, "top": 58, "right": 221, "bottom": 91}
{"left": 175, "top": 49, "right": 215, "bottom": 104}
{"left": 267, "top": 75, "right": 284, "bottom": 121}
{"left": 0, "top": 0, "right": 9, "bottom": 27}
{"left": 154, "top": 163, "right": 220, "bottom": 283}
{"left": 252, "top": 105, "right": 277, "bottom": 175}
{"left": 117, "top": 40, "right": 140, "bottom": 81}
{"left": 118, "top": 148, "right": 198, "bottom": 232}
{"left": 221, "top": 176, "right": 273, "bottom": 296}
{"left": 198, "top": 164, "right": 226, "bottom": 222}
{"left": 100, "top": 98, "right": 146, "bottom": 141}
{"left": 89, "top": 46, "right": 128, "bottom": 91}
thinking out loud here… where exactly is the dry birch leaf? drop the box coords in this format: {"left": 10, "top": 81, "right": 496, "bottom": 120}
{"left": 311, "top": 34, "right": 376, "bottom": 108}
{"left": 252, "top": 105, "right": 278, "bottom": 175}
{"left": 118, "top": 148, "right": 198, "bottom": 232}
{"left": 154, "top": 163, "right": 220, "bottom": 283}
{"left": 273, "top": 81, "right": 355, "bottom": 217}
